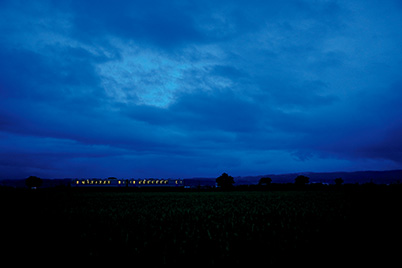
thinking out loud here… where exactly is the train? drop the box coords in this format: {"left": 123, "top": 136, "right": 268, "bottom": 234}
{"left": 71, "top": 178, "right": 184, "bottom": 188}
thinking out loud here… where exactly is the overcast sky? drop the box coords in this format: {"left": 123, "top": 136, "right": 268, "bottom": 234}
{"left": 1, "top": 0, "right": 402, "bottom": 179}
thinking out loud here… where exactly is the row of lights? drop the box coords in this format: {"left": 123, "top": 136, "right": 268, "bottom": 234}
{"left": 76, "top": 180, "right": 111, "bottom": 185}
{"left": 125, "top": 179, "right": 169, "bottom": 185}
{"left": 75, "top": 179, "right": 182, "bottom": 185}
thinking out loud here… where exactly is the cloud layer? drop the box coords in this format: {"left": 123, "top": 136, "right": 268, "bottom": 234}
{"left": 1, "top": 0, "right": 402, "bottom": 179}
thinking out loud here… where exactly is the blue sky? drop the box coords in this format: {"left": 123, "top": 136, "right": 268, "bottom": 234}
{"left": 1, "top": 0, "right": 402, "bottom": 179}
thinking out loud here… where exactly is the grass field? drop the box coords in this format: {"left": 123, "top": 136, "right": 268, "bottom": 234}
{"left": 2, "top": 187, "right": 401, "bottom": 265}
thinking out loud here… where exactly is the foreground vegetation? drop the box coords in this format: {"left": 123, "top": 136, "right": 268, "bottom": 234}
{"left": 2, "top": 186, "right": 401, "bottom": 265}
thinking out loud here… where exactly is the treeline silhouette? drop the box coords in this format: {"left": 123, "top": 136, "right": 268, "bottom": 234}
{"left": 212, "top": 172, "right": 402, "bottom": 192}
{"left": 1, "top": 173, "right": 401, "bottom": 192}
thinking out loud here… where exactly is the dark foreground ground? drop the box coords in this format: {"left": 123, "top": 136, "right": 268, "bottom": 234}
{"left": 1, "top": 186, "right": 401, "bottom": 265}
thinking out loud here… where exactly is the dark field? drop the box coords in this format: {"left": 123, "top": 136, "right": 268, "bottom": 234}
{"left": 2, "top": 187, "right": 401, "bottom": 265}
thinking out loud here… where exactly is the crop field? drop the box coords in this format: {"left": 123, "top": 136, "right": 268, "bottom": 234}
{"left": 2, "top": 187, "right": 401, "bottom": 265}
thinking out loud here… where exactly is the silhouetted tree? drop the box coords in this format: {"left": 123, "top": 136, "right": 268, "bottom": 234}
{"left": 25, "top": 176, "right": 43, "bottom": 189}
{"left": 294, "top": 175, "right": 309, "bottom": 185}
{"left": 259, "top": 177, "right": 272, "bottom": 186}
{"left": 334, "top": 178, "right": 344, "bottom": 186}
{"left": 216, "top": 173, "right": 235, "bottom": 189}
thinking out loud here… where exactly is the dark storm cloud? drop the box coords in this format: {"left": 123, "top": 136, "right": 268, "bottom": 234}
{"left": 1, "top": 0, "right": 402, "bottom": 179}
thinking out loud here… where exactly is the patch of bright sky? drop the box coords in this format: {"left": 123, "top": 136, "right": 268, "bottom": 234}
{"left": 96, "top": 41, "right": 230, "bottom": 108}
{"left": 97, "top": 40, "right": 188, "bottom": 107}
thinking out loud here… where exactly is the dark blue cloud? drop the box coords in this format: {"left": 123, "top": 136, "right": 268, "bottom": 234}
{"left": 1, "top": 0, "right": 402, "bottom": 179}
{"left": 66, "top": 0, "right": 208, "bottom": 49}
